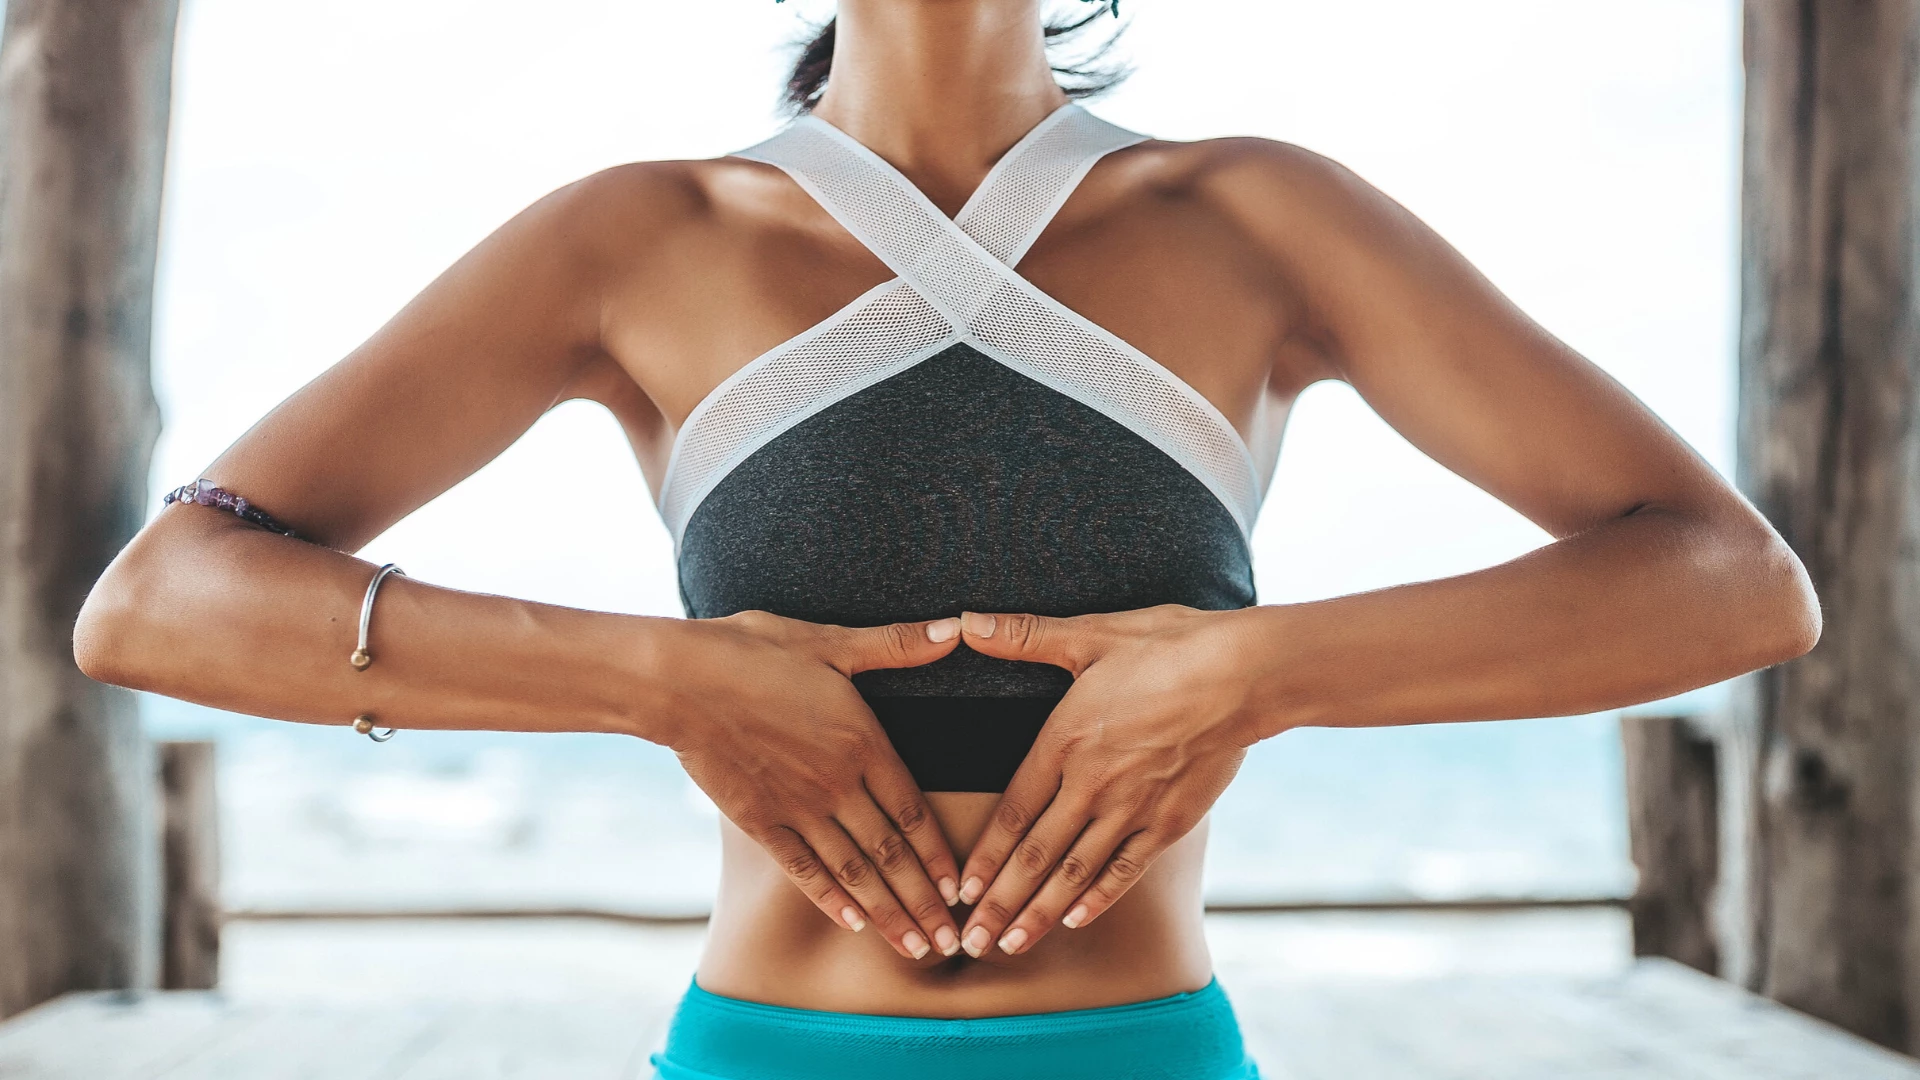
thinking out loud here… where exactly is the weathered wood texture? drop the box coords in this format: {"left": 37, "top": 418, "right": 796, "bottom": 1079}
{"left": 1, "top": 962, "right": 1916, "bottom": 1079}
{"left": 1621, "top": 714, "right": 1720, "bottom": 975}
{"left": 1236, "top": 961, "right": 1920, "bottom": 1080}
{"left": 157, "top": 742, "right": 219, "bottom": 991}
{"left": 0, "top": 0, "right": 180, "bottom": 1018}
{"left": 0, "top": 994, "right": 681, "bottom": 1079}
{"left": 1733, "top": 0, "right": 1920, "bottom": 1052}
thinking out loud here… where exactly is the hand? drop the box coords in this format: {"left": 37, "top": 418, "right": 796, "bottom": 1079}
{"left": 663, "top": 609, "right": 966, "bottom": 960}
{"left": 950, "top": 605, "right": 1264, "bottom": 958}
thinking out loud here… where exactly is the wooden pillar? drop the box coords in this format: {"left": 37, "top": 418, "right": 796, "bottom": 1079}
{"left": 158, "top": 741, "right": 219, "bottom": 990}
{"left": 1734, "top": 0, "right": 1920, "bottom": 1052}
{"left": 1622, "top": 714, "right": 1720, "bottom": 976}
{"left": 0, "top": 0, "right": 180, "bottom": 1018}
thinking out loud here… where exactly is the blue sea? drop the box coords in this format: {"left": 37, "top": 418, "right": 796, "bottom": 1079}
{"left": 142, "top": 685, "right": 1724, "bottom": 914}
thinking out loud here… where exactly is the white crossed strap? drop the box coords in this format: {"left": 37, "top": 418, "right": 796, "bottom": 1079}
{"left": 657, "top": 103, "right": 1267, "bottom": 547}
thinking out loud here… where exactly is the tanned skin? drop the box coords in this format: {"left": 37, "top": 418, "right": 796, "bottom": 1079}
{"left": 75, "top": 0, "right": 1818, "bottom": 1017}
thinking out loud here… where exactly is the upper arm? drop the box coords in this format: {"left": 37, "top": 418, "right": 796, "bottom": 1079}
{"left": 1212, "top": 140, "right": 1739, "bottom": 540}
{"left": 194, "top": 162, "right": 695, "bottom": 552}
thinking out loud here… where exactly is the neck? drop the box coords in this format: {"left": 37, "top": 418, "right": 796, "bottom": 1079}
{"left": 809, "top": 0, "right": 1070, "bottom": 211}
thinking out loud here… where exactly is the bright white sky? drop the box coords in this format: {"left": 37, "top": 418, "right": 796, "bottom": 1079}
{"left": 152, "top": 0, "right": 1739, "bottom": 624}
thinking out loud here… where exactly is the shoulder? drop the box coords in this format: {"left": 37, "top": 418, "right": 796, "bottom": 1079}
{"left": 1116, "top": 135, "right": 1412, "bottom": 250}
{"left": 1120, "top": 134, "right": 1347, "bottom": 187}
{"left": 517, "top": 156, "right": 786, "bottom": 263}
{"left": 1108, "top": 135, "right": 1469, "bottom": 328}
{"left": 1094, "top": 134, "right": 1493, "bottom": 385}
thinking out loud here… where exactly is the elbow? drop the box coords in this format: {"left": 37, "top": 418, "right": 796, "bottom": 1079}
{"left": 73, "top": 546, "right": 165, "bottom": 691}
{"left": 1723, "top": 523, "right": 1822, "bottom": 671}
{"left": 1767, "top": 551, "right": 1823, "bottom": 663}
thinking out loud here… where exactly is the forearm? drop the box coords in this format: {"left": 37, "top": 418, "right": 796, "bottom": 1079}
{"left": 75, "top": 506, "right": 685, "bottom": 743}
{"left": 1241, "top": 503, "right": 1819, "bottom": 739}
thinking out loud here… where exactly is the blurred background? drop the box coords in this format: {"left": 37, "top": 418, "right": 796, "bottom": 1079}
{"left": 35, "top": 1, "right": 1920, "bottom": 1075}
{"left": 141, "top": 0, "right": 1733, "bottom": 936}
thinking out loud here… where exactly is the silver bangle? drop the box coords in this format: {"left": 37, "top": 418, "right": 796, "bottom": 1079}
{"left": 351, "top": 563, "right": 405, "bottom": 670}
{"left": 349, "top": 562, "right": 405, "bottom": 742}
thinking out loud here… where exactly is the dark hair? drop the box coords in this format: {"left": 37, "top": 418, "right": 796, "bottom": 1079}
{"left": 782, "top": 6, "right": 1132, "bottom": 115}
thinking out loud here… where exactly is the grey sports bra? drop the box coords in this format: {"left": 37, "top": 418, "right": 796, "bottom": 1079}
{"left": 660, "top": 104, "right": 1278, "bottom": 792}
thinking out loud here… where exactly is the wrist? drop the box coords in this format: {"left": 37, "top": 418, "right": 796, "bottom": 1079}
{"left": 1219, "top": 604, "right": 1308, "bottom": 744}
{"left": 614, "top": 614, "right": 710, "bottom": 748}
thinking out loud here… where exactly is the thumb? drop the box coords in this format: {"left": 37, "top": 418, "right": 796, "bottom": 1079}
{"left": 833, "top": 617, "right": 964, "bottom": 675}
{"left": 959, "top": 612, "right": 1100, "bottom": 675}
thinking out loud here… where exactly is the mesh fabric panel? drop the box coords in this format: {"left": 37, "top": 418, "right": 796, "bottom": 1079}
{"left": 659, "top": 280, "right": 953, "bottom": 541}
{"left": 745, "top": 114, "right": 1263, "bottom": 535}
{"left": 955, "top": 104, "right": 1147, "bottom": 267}
{"left": 658, "top": 104, "right": 1268, "bottom": 545}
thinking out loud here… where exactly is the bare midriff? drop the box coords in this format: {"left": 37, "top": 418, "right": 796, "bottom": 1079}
{"left": 695, "top": 792, "right": 1214, "bottom": 1018}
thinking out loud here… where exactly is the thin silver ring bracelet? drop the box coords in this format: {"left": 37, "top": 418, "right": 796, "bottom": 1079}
{"left": 165, "top": 480, "right": 404, "bottom": 743}
{"left": 350, "top": 563, "right": 406, "bottom": 742}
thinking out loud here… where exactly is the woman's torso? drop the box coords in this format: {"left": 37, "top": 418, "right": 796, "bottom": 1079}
{"left": 576, "top": 110, "right": 1325, "bottom": 1016}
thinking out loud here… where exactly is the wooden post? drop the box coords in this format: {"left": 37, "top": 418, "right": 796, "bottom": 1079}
{"left": 158, "top": 741, "right": 219, "bottom": 990}
{"left": 1734, "top": 0, "right": 1920, "bottom": 1052}
{"left": 1621, "top": 714, "right": 1720, "bottom": 976}
{"left": 0, "top": 0, "right": 180, "bottom": 1018}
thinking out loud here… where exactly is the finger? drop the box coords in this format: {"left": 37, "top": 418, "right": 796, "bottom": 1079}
{"left": 1056, "top": 830, "right": 1165, "bottom": 931}
{"left": 837, "top": 799, "right": 960, "bottom": 958}
{"left": 863, "top": 763, "right": 962, "bottom": 908}
{"left": 756, "top": 825, "right": 869, "bottom": 934}
{"left": 995, "top": 820, "right": 1133, "bottom": 955}
{"left": 959, "top": 801, "right": 1091, "bottom": 958}
{"left": 956, "top": 738, "right": 1067, "bottom": 906}
{"left": 806, "top": 822, "right": 935, "bottom": 960}
{"left": 830, "top": 618, "right": 963, "bottom": 676}
{"left": 957, "top": 612, "right": 1101, "bottom": 675}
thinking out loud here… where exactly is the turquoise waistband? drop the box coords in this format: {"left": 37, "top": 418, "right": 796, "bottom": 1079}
{"left": 650, "top": 977, "right": 1260, "bottom": 1080}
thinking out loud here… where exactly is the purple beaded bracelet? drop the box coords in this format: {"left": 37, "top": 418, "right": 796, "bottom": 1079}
{"left": 163, "top": 479, "right": 301, "bottom": 540}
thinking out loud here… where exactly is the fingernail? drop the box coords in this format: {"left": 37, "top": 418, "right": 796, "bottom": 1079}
{"left": 927, "top": 618, "right": 960, "bottom": 643}
{"left": 903, "top": 931, "right": 930, "bottom": 959}
{"left": 939, "top": 877, "right": 959, "bottom": 905}
{"left": 1063, "top": 904, "right": 1089, "bottom": 929}
{"left": 959, "top": 876, "right": 984, "bottom": 905}
{"left": 935, "top": 925, "right": 959, "bottom": 956}
{"left": 963, "top": 926, "right": 991, "bottom": 958}
{"left": 999, "top": 928, "right": 1028, "bottom": 955}
{"left": 960, "top": 612, "right": 996, "bottom": 638}
{"left": 842, "top": 907, "right": 866, "bottom": 932}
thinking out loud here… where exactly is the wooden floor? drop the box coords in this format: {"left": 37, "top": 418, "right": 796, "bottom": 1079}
{"left": 2, "top": 959, "right": 1916, "bottom": 1079}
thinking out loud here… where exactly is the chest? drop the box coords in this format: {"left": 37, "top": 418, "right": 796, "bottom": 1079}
{"left": 600, "top": 150, "right": 1304, "bottom": 487}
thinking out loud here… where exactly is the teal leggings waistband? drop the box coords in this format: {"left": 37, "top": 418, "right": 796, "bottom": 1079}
{"left": 650, "top": 977, "right": 1260, "bottom": 1080}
